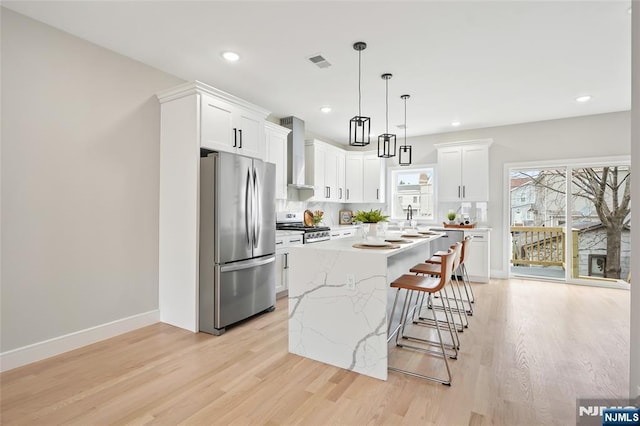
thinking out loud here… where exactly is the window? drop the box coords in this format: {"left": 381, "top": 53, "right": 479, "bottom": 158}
{"left": 389, "top": 166, "right": 435, "bottom": 220}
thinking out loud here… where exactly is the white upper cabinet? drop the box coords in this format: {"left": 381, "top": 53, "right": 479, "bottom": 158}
{"left": 362, "top": 152, "right": 385, "bottom": 203}
{"left": 265, "top": 122, "right": 290, "bottom": 200}
{"left": 336, "top": 150, "right": 346, "bottom": 202}
{"left": 435, "top": 139, "right": 492, "bottom": 202}
{"left": 305, "top": 139, "right": 345, "bottom": 202}
{"left": 345, "top": 153, "right": 363, "bottom": 202}
{"left": 198, "top": 87, "right": 269, "bottom": 159}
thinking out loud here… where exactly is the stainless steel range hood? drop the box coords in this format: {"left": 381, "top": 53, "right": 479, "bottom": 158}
{"left": 280, "top": 116, "right": 315, "bottom": 190}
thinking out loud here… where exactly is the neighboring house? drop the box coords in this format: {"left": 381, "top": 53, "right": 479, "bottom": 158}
{"left": 573, "top": 222, "right": 632, "bottom": 280}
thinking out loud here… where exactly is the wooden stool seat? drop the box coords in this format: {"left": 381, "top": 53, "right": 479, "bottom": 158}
{"left": 409, "top": 263, "right": 441, "bottom": 276}
{"left": 391, "top": 274, "right": 440, "bottom": 292}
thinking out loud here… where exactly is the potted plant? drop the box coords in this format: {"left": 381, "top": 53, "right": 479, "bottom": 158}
{"left": 447, "top": 210, "right": 457, "bottom": 224}
{"left": 353, "top": 209, "right": 388, "bottom": 237}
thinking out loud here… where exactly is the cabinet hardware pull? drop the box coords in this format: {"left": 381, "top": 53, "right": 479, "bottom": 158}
{"left": 238, "top": 129, "right": 243, "bottom": 148}
{"left": 376, "top": 189, "right": 379, "bottom": 199}
{"left": 276, "top": 241, "right": 284, "bottom": 245}
{"left": 346, "top": 189, "right": 350, "bottom": 200}
{"left": 463, "top": 185, "right": 466, "bottom": 198}
{"left": 458, "top": 185, "right": 461, "bottom": 198}
{"left": 233, "top": 128, "right": 238, "bottom": 147}
{"left": 284, "top": 253, "right": 289, "bottom": 269}
{"left": 339, "top": 188, "right": 343, "bottom": 199}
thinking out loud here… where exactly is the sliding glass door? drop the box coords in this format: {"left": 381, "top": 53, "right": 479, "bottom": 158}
{"left": 508, "top": 159, "right": 631, "bottom": 287}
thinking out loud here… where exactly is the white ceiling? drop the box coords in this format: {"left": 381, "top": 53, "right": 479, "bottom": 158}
{"left": 3, "top": 1, "right": 632, "bottom": 145}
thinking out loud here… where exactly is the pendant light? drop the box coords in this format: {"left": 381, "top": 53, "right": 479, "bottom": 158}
{"left": 399, "top": 94, "right": 412, "bottom": 166}
{"left": 377, "top": 73, "right": 396, "bottom": 158}
{"left": 349, "top": 42, "right": 370, "bottom": 146}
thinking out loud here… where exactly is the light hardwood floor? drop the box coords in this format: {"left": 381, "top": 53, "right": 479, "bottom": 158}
{"left": 0, "top": 279, "right": 630, "bottom": 425}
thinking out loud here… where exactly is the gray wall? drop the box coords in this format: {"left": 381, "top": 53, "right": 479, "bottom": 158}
{"left": 630, "top": 0, "right": 639, "bottom": 399}
{"left": 0, "top": 9, "right": 183, "bottom": 352}
{"left": 404, "top": 111, "right": 631, "bottom": 277}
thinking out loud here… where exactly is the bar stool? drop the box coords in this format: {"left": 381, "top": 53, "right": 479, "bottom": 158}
{"left": 410, "top": 242, "right": 468, "bottom": 333}
{"left": 425, "top": 236, "right": 474, "bottom": 315}
{"left": 387, "top": 249, "right": 457, "bottom": 385}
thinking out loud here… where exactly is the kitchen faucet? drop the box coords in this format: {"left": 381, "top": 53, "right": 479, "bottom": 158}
{"left": 406, "top": 204, "right": 413, "bottom": 221}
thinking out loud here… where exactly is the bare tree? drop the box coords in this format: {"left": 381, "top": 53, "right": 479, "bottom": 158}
{"left": 521, "top": 167, "right": 630, "bottom": 279}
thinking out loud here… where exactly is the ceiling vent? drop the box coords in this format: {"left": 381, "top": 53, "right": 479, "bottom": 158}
{"left": 307, "top": 54, "right": 331, "bottom": 69}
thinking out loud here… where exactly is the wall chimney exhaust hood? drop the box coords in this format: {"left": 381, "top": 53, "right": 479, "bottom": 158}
{"left": 280, "top": 116, "right": 315, "bottom": 190}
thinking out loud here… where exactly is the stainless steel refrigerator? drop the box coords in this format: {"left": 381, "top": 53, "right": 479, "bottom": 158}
{"left": 199, "top": 152, "right": 276, "bottom": 335}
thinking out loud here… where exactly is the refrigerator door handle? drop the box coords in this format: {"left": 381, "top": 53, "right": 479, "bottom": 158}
{"left": 220, "top": 255, "right": 275, "bottom": 273}
{"left": 253, "top": 168, "right": 261, "bottom": 248}
{"left": 245, "top": 168, "right": 252, "bottom": 246}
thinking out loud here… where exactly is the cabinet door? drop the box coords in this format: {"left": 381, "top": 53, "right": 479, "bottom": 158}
{"left": 266, "top": 128, "right": 287, "bottom": 200}
{"left": 438, "top": 148, "right": 463, "bottom": 202}
{"left": 201, "top": 94, "right": 235, "bottom": 151}
{"left": 236, "top": 111, "right": 263, "bottom": 159}
{"left": 464, "top": 231, "right": 490, "bottom": 283}
{"left": 336, "top": 151, "right": 346, "bottom": 202}
{"left": 363, "top": 154, "right": 384, "bottom": 203}
{"left": 306, "top": 143, "right": 327, "bottom": 201}
{"left": 461, "top": 145, "right": 489, "bottom": 201}
{"left": 324, "top": 147, "right": 338, "bottom": 202}
{"left": 345, "top": 154, "right": 363, "bottom": 202}
{"left": 275, "top": 251, "right": 288, "bottom": 296}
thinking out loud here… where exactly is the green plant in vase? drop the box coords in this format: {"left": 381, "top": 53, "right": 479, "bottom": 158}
{"left": 312, "top": 210, "right": 324, "bottom": 226}
{"left": 353, "top": 209, "right": 389, "bottom": 223}
{"left": 447, "top": 211, "right": 457, "bottom": 223}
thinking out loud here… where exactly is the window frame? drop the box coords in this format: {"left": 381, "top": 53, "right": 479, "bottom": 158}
{"left": 387, "top": 163, "right": 438, "bottom": 222}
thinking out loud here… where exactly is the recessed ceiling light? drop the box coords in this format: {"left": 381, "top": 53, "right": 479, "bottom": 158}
{"left": 451, "top": 121, "right": 461, "bottom": 127}
{"left": 576, "top": 95, "right": 592, "bottom": 103}
{"left": 222, "top": 51, "right": 240, "bottom": 62}
{"left": 320, "top": 106, "right": 332, "bottom": 113}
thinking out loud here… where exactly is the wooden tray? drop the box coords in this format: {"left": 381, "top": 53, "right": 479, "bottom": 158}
{"left": 442, "top": 222, "right": 476, "bottom": 229}
{"left": 352, "top": 243, "right": 400, "bottom": 250}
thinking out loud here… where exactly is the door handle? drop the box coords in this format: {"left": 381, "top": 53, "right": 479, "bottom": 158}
{"left": 463, "top": 185, "right": 466, "bottom": 198}
{"left": 239, "top": 129, "right": 243, "bottom": 149}
{"left": 339, "top": 188, "right": 343, "bottom": 199}
{"left": 245, "top": 168, "right": 251, "bottom": 246}
{"left": 376, "top": 188, "right": 379, "bottom": 200}
{"left": 284, "top": 253, "right": 289, "bottom": 269}
{"left": 253, "top": 167, "right": 260, "bottom": 248}
{"left": 233, "top": 128, "right": 238, "bottom": 148}
{"left": 346, "top": 189, "right": 350, "bottom": 200}
{"left": 458, "top": 185, "right": 461, "bottom": 198}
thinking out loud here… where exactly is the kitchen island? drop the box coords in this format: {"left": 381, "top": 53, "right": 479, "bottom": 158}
{"left": 287, "top": 233, "right": 442, "bottom": 380}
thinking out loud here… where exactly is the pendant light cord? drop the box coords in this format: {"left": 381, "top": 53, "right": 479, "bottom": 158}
{"left": 404, "top": 96, "right": 407, "bottom": 144}
{"left": 358, "top": 50, "right": 362, "bottom": 117}
{"left": 385, "top": 78, "right": 389, "bottom": 134}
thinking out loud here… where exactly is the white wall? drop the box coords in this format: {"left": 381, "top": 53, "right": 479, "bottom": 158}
{"left": 404, "top": 111, "right": 631, "bottom": 277}
{"left": 0, "top": 9, "right": 183, "bottom": 353}
{"left": 630, "top": 0, "right": 639, "bottom": 399}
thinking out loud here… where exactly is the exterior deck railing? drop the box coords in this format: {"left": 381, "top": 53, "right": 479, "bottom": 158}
{"left": 510, "top": 226, "right": 567, "bottom": 268}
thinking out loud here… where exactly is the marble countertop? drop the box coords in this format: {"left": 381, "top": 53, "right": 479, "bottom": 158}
{"left": 292, "top": 233, "right": 442, "bottom": 258}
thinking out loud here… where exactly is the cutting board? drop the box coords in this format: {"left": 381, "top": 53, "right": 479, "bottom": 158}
{"left": 303, "top": 210, "right": 314, "bottom": 227}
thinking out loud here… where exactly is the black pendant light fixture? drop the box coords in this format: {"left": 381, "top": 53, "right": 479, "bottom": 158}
{"left": 377, "top": 73, "right": 396, "bottom": 158}
{"left": 349, "top": 42, "right": 370, "bottom": 146}
{"left": 399, "top": 94, "right": 412, "bottom": 166}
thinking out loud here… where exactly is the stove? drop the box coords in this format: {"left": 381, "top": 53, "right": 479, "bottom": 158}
{"left": 276, "top": 212, "right": 331, "bottom": 244}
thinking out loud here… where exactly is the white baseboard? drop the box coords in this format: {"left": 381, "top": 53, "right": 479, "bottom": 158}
{"left": 0, "top": 310, "right": 159, "bottom": 372}
{"left": 491, "top": 269, "right": 509, "bottom": 279}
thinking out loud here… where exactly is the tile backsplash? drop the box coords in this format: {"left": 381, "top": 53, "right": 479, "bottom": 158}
{"left": 275, "top": 199, "right": 387, "bottom": 227}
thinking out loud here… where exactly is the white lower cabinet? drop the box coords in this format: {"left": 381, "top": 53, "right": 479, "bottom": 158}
{"left": 329, "top": 227, "right": 357, "bottom": 240}
{"left": 275, "top": 233, "right": 303, "bottom": 297}
{"left": 464, "top": 229, "right": 490, "bottom": 283}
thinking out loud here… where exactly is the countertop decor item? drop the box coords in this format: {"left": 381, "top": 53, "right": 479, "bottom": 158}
{"left": 353, "top": 208, "right": 388, "bottom": 223}
{"left": 311, "top": 210, "right": 324, "bottom": 226}
{"left": 339, "top": 210, "right": 353, "bottom": 225}
{"left": 442, "top": 222, "right": 476, "bottom": 229}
